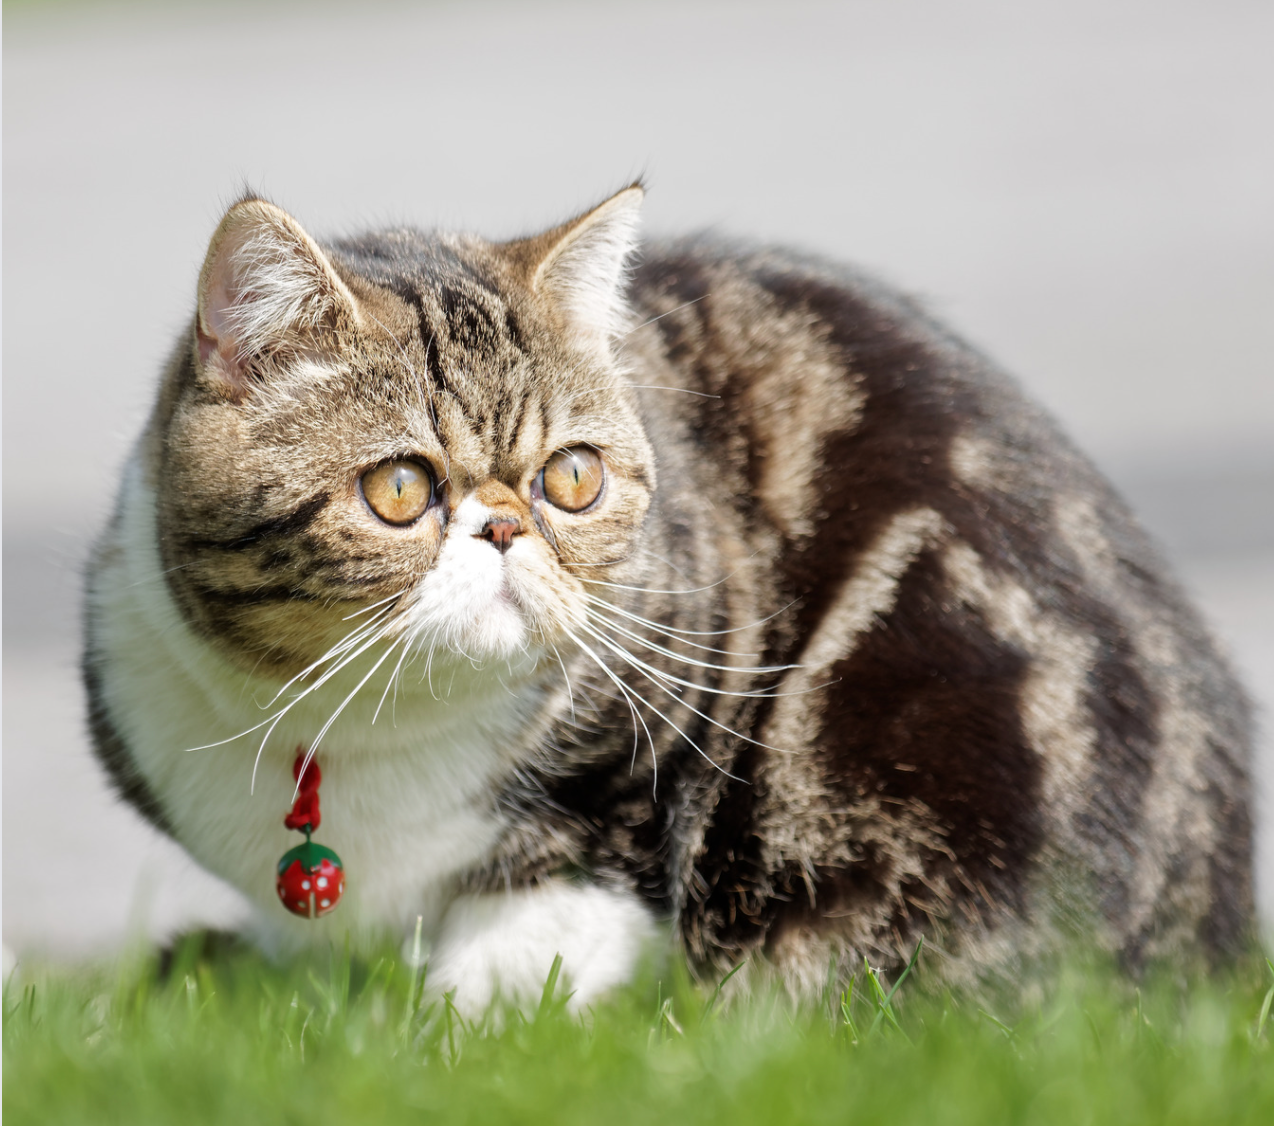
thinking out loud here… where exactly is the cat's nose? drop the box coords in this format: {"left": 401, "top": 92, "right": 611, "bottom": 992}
{"left": 479, "top": 516, "right": 521, "bottom": 554}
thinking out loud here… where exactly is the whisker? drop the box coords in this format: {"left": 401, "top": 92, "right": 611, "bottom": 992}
{"left": 587, "top": 608, "right": 793, "bottom": 678}
{"left": 190, "top": 611, "right": 399, "bottom": 769}
{"left": 625, "top": 384, "right": 720, "bottom": 399}
{"left": 341, "top": 591, "right": 405, "bottom": 621}
{"left": 372, "top": 635, "right": 415, "bottom": 726}
{"left": 619, "top": 295, "right": 709, "bottom": 339}
{"left": 577, "top": 623, "right": 788, "bottom": 760}
{"left": 581, "top": 622, "right": 786, "bottom": 701}
{"left": 252, "top": 615, "right": 402, "bottom": 791}
{"left": 123, "top": 558, "right": 202, "bottom": 589}
{"left": 573, "top": 627, "right": 745, "bottom": 781}
{"left": 292, "top": 633, "right": 404, "bottom": 798}
{"left": 564, "top": 557, "right": 634, "bottom": 569}
{"left": 634, "top": 545, "right": 694, "bottom": 582}
{"left": 586, "top": 603, "right": 762, "bottom": 658}
{"left": 566, "top": 630, "right": 659, "bottom": 790}
{"left": 257, "top": 603, "right": 399, "bottom": 709}
{"left": 550, "top": 642, "right": 578, "bottom": 727}
{"left": 578, "top": 575, "right": 733, "bottom": 596}
{"left": 587, "top": 595, "right": 796, "bottom": 640}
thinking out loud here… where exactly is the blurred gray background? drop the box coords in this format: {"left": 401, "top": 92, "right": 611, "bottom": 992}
{"left": 4, "top": 0, "right": 1272, "bottom": 960}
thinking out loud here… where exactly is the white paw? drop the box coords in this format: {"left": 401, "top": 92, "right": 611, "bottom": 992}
{"left": 427, "top": 881, "right": 660, "bottom": 1016}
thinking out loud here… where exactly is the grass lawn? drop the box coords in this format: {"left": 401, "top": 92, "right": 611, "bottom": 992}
{"left": 5, "top": 939, "right": 1273, "bottom": 1126}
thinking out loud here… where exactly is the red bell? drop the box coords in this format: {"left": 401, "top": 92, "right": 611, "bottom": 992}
{"left": 276, "top": 749, "right": 345, "bottom": 918}
{"left": 276, "top": 839, "right": 345, "bottom": 918}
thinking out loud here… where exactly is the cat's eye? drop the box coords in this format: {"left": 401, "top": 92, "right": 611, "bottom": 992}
{"left": 540, "top": 447, "right": 605, "bottom": 512}
{"left": 361, "top": 459, "right": 433, "bottom": 525}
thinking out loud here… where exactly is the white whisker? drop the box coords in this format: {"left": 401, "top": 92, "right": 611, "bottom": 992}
{"left": 550, "top": 642, "right": 578, "bottom": 727}
{"left": 618, "top": 295, "right": 709, "bottom": 339}
{"left": 625, "top": 384, "right": 720, "bottom": 399}
{"left": 188, "top": 612, "right": 402, "bottom": 797}
{"left": 577, "top": 623, "right": 788, "bottom": 761}
{"left": 578, "top": 575, "right": 732, "bottom": 596}
{"left": 586, "top": 594, "right": 795, "bottom": 640}
{"left": 372, "top": 635, "right": 415, "bottom": 726}
{"left": 341, "top": 591, "right": 405, "bottom": 621}
{"left": 251, "top": 614, "right": 402, "bottom": 790}
{"left": 587, "top": 608, "right": 792, "bottom": 678}
{"left": 582, "top": 621, "right": 781, "bottom": 701}
{"left": 566, "top": 630, "right": 658, "bottom": 790}
{"left": 257, "top": 603, "right": 398, "bottom": 709}
{"left": 292, "top": 635, "right": 404, "bottom": 798}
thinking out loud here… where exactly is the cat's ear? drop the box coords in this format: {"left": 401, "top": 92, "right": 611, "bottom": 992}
{"left": 516, "top": 184, "right": 643, "bottom": 354}
{"left": 195, "top": 198, "right": 359, "bottom": 395}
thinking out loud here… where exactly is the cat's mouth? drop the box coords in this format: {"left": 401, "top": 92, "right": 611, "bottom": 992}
{"left": 394, "top": 524, "right": 579, "bottom": 666}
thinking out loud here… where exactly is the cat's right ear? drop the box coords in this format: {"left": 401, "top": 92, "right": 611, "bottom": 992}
{"left": 195, "top": 199, "right": 359, "bottom": 397}
{"left": 508, "top": 184, "right": 644, "bottom": 356}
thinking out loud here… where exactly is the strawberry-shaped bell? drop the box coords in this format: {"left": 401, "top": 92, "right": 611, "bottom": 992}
{"left": 276, "top": 749, "right": 345, "bottom": 918}
{"left": 277, "top": 835, "right": 345, "bottom": 918}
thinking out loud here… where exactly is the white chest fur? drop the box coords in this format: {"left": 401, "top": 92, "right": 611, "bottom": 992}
{"left": 89, "top": 467, "right": 549, "bottom": 956}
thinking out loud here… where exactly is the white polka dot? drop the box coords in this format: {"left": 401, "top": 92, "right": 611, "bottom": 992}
{"left": 301, "top": 880, "right": 311, "bottom": 891}
{"left": 317, "top": 877, "right": 328, "bottom": 889}
{"left": 278, "top": 886, "right": 286, "bottom": 897}
{"left": 320, "top": 899, "right": 330, "bottom": 908}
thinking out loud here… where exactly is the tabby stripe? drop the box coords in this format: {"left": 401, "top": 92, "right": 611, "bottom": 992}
{"left": 186, "top": 492, "right": 330, "bottom": 552}
{"left": 757, "top": 507, "right": 944, "bottom": 847}
{"left": 387, "top": 281, "right": 454, "bottom": 395}
{"left": 752, "top": 268, "right": 963, "bottom": 648}
{"left": 191, "top": 584, "right": 322, "bottom": 606}
{"left": 941, "top": 541, "right": 1099, "bottom": 820}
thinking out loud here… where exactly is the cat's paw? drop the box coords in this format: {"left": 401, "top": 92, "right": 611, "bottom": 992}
{"left": 426, "top": 881, "right": 660, "bottom": 1018}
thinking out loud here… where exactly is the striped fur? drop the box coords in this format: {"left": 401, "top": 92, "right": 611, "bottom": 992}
{"left": 84, "top": 188, "right": 1253, "bottom": 1005}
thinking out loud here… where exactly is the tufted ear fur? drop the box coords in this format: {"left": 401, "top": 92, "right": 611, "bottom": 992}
{"left": 517, "top": 184, "right": 643, "bottom": 355}
{"left": 196, "top": 198, "right": 359, "bottom": 395}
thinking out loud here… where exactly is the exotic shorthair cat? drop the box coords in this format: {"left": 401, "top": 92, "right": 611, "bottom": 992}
{"left": 83, "top": 185, "right": 1254, "bottom": 1010}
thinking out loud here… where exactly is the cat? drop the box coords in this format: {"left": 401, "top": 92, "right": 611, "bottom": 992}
{"left": 83, "top": 184, "right": 1254, "bottom": 1011}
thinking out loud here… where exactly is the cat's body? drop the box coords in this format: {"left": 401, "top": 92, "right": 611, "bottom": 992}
{"left": 84, "top": 188, "right": 1253, "bottom": 1009}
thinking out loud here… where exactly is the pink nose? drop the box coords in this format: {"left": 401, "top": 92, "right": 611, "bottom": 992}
{"left": 479, "top": 517, "right": 520, "bottom": 554}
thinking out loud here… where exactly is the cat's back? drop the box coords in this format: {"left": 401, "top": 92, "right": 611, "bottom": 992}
{"left": 623, "top": 236, "right": 1253, "bottom": 974}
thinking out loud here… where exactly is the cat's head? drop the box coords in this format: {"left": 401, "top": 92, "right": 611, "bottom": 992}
{"left": 152, "top": 186, "right": 654, "bottom": 680}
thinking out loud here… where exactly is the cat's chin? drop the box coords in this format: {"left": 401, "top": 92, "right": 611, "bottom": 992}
{"left": 449, "top": 598, "right": 533, "bottom": 662}
{"left": 399, "top": 519, "right": 582, "bottom": 668}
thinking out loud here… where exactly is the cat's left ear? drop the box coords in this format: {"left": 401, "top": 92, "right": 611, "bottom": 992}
{"left": 512, "top": 183, "right": 643, "bottom": 355}
{"left": 196, "top": 198, "right": 359, "bottom": 396}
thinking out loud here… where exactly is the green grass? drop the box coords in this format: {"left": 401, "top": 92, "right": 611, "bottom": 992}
{"left": 5, "top": 940, "right": 1274, "bottom": 1126}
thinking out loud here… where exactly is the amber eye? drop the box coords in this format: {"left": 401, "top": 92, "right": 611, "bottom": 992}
{"left": 361, "top": 459, "right": 433, "bottom": 525}
{"left": 540, "top": 447, "right": 605, "bottom": 512}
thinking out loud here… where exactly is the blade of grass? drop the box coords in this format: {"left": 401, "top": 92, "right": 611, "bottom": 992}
{"left": 840, "top": 979, "right": 861, "bottom": 1044}
{"left": 705, "top": 961, "right": 745, "bottom": 1018}
{"left": 978, "top": 1009, "right": 1015, "bottom": 1038}
{"left": 536, "top": 953, "right": 565, "bottom": 1021}
{"left": 1255, "top": 959, "right": 1274, "bottom": 1041}
{"left": 400, "top": 915, "right": 425, "bottom": 1043}
{"left": 866, "top": 938, "right": 923, "bottom": 1038}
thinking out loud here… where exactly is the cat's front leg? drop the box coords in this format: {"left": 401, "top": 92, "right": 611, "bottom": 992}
{"left": 427, "top": 880, "right": 661, "bottom": 1016}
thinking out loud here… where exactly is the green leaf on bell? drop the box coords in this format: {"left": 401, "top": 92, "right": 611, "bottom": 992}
{"left": 277, "top": 840, "right": 344, "bottom": 875}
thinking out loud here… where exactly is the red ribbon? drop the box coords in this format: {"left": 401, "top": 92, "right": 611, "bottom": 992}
{"left": 284, "top": 748, "right": 322, "bottom": 832}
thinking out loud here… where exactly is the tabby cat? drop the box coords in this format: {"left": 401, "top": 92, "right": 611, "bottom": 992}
{"left": 83, "top": 185, "right": 1254, "bottom": 1010}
